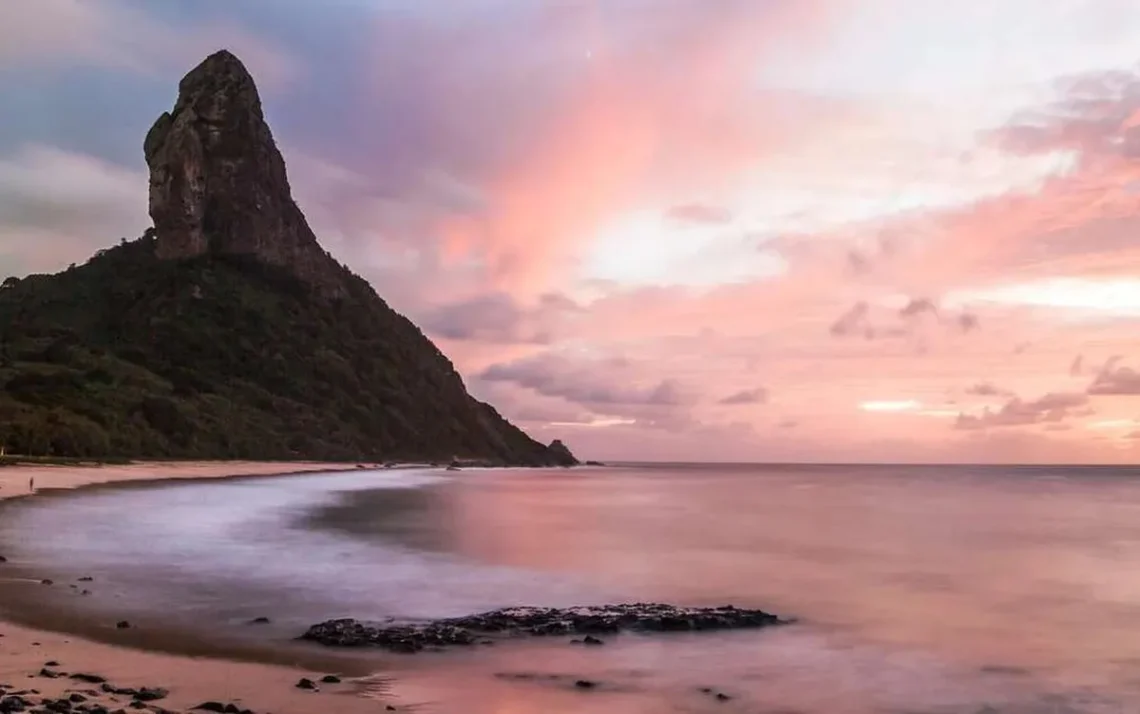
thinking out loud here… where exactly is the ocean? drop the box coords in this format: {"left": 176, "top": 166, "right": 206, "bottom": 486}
{"left": 2, "top": 463, "right": 1140, "bottom": 713}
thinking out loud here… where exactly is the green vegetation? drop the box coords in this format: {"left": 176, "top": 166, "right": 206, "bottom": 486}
{"left": 0, "top": 234, "right": 558, "bottom": 464}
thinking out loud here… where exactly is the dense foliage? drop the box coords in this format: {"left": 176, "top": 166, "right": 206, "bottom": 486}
{"left": 0, "top": 235, "right": 562, "bottom": 464}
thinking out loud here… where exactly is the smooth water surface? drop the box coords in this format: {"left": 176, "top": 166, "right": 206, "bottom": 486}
{"left": 3, "top": 463, "right": 1140, "bottom": 713}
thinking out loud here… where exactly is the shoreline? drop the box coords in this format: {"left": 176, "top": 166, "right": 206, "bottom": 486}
{"left": 0, "top": 460, "right": 409, "bottom": 713}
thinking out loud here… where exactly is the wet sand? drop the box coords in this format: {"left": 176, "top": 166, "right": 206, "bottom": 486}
{"left": 0, "top": 461, "right": 397, "bottom": 714}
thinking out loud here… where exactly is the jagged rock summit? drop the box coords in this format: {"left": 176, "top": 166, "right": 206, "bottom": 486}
{"left": 0, "top": 50, "right": 579, "bottom": 465}
{"left": 145, "top": 50, "right": 344, "bottom": 297}
{"left": 547, "top": 439, "right": 578, "bottom": 466}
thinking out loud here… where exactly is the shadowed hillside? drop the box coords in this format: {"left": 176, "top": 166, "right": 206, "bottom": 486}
{"left": 0, "top": 51, "right": 576, "bottom": 466}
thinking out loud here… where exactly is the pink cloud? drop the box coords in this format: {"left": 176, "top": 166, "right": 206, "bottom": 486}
{"left": 666, "top": 203, "right": 734, "bottom": 225}
{"left": 719, "top": 388, "right": 770, "bottom": 406}
{"left": 1089, "top": 360, "right": 1140, "bottom": 395}
{"left": 357, "top": 1, "right": 848, "bottom": 298}
{"left": 954, "top": 392, "right": 1090, "bottom": 430}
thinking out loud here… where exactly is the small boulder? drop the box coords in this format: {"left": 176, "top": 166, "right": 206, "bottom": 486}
{"left": 319, "top": 675, "right": 341, "bottom": 684}
{"left": 0, "top": 695, "right": 30, "bottom": 713}
{"left": 191, "top": 704, "right": 226, "bottom": 713}
{"left": 114, "top": 621, "right": 131, "bottom": 630}
{"left": 102, "top": 684, "right": 137, "bottom": 696}
{"left": 133, "top": 688, "right": 168, "bottom": 702}
{"left": 295, "top": 678, "right": 317, "bottom": 691}
{"left": 574, "top": 680, "right": 597, "bottom": 689}
{"left": 69, "top": 674, "right": 106, "bottom": 684}
{"left": 582, "top": 635, "right": 605, "bottom": 646}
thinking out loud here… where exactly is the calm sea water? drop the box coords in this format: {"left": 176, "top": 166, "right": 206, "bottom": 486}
{"left": 3, "top": 463, "right": 1140, "bottom": 713}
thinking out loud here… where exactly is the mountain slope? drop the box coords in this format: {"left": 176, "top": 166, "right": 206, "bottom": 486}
{"left": 0, "top": 51, "right": 576, "bottom": 466}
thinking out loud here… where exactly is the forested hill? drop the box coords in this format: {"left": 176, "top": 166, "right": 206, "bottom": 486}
{"left": 0, "top": 50, "right": 577, "bottom": 466}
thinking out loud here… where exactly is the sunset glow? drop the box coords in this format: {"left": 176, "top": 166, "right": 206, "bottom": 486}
{"left": 4, "top": 0, "right": 1140, "bottom": 463}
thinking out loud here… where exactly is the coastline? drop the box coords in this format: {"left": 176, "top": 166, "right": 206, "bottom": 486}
{"left": 0, "top": 460, "right": 403, "bottom": 713}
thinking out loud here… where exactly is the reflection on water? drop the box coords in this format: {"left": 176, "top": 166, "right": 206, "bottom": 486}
{"left": 4, "top": 463, "right": 1140, "bottom": 712}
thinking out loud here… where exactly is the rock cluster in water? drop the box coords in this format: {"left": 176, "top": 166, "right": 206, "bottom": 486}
{"left": 300, "top": 603, "right": 790, "bottom": 653}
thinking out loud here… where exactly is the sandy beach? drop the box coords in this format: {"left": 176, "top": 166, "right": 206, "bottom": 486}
{"left": 0, "top": 461, "right": 397, "bottom": 714}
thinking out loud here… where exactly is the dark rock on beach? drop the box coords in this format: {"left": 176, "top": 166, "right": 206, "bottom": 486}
{"left": 301, "top": 603, "right": 789, "bottom": 652}
{"left": 294, "top": 678, "right": 317, "bottom": 691}
{"left": 133, "top": 688, "right": 168, "bottom": 702}
{"left": 68, "top": 675, "right": 106, "bottom": 685}
{"left": 101, "top": 683, "right": 135, "bottom": 696}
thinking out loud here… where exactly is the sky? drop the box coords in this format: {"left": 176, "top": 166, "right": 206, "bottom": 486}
{"left": 3, "top": 0, "right": 1140, "bottom": 464}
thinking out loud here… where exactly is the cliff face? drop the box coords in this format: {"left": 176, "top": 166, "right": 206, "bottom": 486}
{"left": 0, "top": 50, "right": 578, "bottom": 466}
{"left": 144, "top": 50, "right": 344, "bottom": 297}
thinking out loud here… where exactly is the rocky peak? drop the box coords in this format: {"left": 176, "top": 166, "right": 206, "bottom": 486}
{"left": 145, "top": 50, "right": 344, "bottom": 296}
{"left": 546, "top": 439, "right": 579, "bottom": 466}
